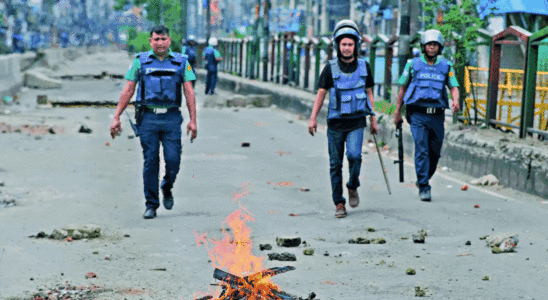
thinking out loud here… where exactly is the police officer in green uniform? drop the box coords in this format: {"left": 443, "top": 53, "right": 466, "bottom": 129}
{"left": 110, "top": 25, "right": 197, "bottom": 219}
{"left": 394, "top": 29, "right": 460, "bottom": 201}
{"left": 308, "top": 20, "right": 378, "bottom": 218}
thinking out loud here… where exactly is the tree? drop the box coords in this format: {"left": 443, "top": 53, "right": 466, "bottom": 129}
{"left": 419, "top": 0, "right": 490, "bottom": 113}
{"left": 113, "top": 0, "right": 183, "bottom": 51}
{"left": 419, "top": 0, "right": 487, "bottom": 71}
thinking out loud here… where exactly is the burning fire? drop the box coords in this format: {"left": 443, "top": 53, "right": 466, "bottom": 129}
{"left": 195, "top": 202, "right": 281, "bottom": 300}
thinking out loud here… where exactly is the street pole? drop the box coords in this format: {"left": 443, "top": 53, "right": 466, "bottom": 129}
{"left": 180, "top": 0, "right": 187, "bottom": 38}
{"left": 263, "top": 0, "right": 270, "bottom": 81}
{"left": 206, "top": 0, "right": 211, "bottom": 40}
{"left": 398, "top": 0, "right": 411, "bottom": 76}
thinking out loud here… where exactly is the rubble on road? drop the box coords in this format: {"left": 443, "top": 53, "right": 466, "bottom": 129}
{"left": 259, "top": 243, "right": 272, "bottom": 250}
{"left": 415, "top": 286, "right": 427, "bottom": 297}
{"left": 303, "top": 248, "right": 315, "bottom": 255}
{"left": 268, "top": 252, "right": 297, "bottom": 261}
{"left": 78, "top": 125, "right": 92, "bottom": 134}
{"left": 486, "top": 234, "right": 519, "bottom": 253}
{"left": 30, "top": 225, "right": 101, "bottom": 240}
{"left": 0, "top": 198, "right": 16, "bottom": 208}
{"left": 471, "top": 174, "right": 500, "bottom": 186}
{"left": 276, "top": 237, "right": 301, "bottom": 247}
{"left": 412, "top": 230, "right": 427, "bottom": 243}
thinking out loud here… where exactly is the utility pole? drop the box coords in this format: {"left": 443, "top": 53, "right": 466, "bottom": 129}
{"left": 263, "top": 0, "right": 270, "bottom": 81}
{"left": 180, "top": 0, "right": 187, "bottom": 38}
{"left": 206, "top": 0, "right": 211, "bottom": 40}
{"left": 397, "top": 0, "right": 411, "bottom": 76}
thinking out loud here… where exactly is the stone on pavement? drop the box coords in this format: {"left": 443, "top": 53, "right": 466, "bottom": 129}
{"left": 276, "top": 236, "right": 301, "bottom": 247}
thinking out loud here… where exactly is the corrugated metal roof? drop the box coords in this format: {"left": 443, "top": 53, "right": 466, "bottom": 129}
{"left": 478, "top": 0, "right": 548, "bottom": 18}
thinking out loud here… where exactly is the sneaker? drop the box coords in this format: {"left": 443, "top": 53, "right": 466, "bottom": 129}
{"left": 143, "top": 208, "right": 157, "bottom": 219}
{"left": 335, "top": 204, "right": 347, "bottom": 218}
{"left": 419, "top": 190, "right": 431, "bottom": 201}
{"left": 348, "top": 188, "right": 359, "bottom": 208}
{"left": 162, "top": 188, "right": 174, "bottom": 210}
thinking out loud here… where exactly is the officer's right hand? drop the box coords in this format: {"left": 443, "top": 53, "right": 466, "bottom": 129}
{"left": 308, "top": 119, "right": 317, "bottom": 136}
{"left": 110, "top": 118, "right": 121, "bottom": 139}
{"left": 187, "top": 121, "right": 197, "bottom": 142}
{"left": 394, "top": 111, "right": 403, "bottom": 126}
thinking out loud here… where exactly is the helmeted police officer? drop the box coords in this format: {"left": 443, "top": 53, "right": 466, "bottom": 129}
{"left": 110, "top": 25, "right": 198, "bottom": 219}
{"left": 203, "top": 37, "right": 222, "bottom": 95}
{"left": 181, "top": 35, "right": 198, "bottom": 88}
{"left": 308, "top": 20, "right": 378, "bottom": 218}
{"left": 394, "top": 29, "right": 460, "bottom": 201}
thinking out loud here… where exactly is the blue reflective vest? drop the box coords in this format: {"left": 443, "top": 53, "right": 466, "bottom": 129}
{"left": 327, "top": 59, "right": 375, "bottom": 120}
{"left": 204, "top": 46, "right": 218, "bottom": 72}
{"left": 403, "top": 58, "right": 450, "bottom": 108}
{"left": 136, "top": 52, "right": 186, "bottom": 107}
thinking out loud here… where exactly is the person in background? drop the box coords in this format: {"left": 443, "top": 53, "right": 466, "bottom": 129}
{"left": 203, "top": 37, "right": 222, "bottom": 95}
{"left": 393, "top": 29, "right": 459, "bottom": 202}
{"left": 308, "top": 20, "right": 378, "bottom": 218}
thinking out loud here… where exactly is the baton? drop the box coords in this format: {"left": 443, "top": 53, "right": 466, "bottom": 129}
{"left": 372, "top": 132, "right": 391, "bottom": 195}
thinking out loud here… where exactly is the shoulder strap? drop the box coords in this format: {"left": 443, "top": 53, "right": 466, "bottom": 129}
{"left": 329, "top": 59, "right": 341, "bottom": 79}
{"left": 357, "top": 59, "right": 367, "bottom": 77}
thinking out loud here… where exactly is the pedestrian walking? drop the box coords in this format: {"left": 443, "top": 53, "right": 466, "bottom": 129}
{"left": 393, "top": 29, "right": 460, "bottom": 201}
{"left": 181, "top": 35, "right": 198, "bottom": 88}
{"left": 308, "top": 20, "right": 378, "bottom": 218}
{"left": 203, "top": 37, "right": 222, "bottom": 95}
{"left": 109, "top": 25, "right": 198, "bottom": 219}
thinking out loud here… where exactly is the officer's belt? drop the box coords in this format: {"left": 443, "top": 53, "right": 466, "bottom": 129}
{"left": 143, "top": 107, "right": 180, "bottom": 114}
{"left": 407, "top": 105, "right": 444, "bottom": 115}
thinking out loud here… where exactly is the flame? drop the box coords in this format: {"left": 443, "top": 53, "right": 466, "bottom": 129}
{"left": 195, "top": 203, "right": 280, "bottom": 299}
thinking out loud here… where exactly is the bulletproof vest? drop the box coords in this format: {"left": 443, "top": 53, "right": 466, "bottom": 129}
{"left": 204, "top": 46, "right": 218, "bottom": 72}
{"left": 403, "top": 57, "right": 450, "bottom": 108}
{"left": 136, "top": 52, "right": 186, "bottom": 107}
{"left": 327, "top": 59, "right": 375, "bottom": 120}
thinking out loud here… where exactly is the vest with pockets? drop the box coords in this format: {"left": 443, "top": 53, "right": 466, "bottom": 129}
{"left": 136, "top": 52, "right": 186, "bottom": 107}
{"left": 403, "top": 57, "right": 449, "bottom": 108}
{"left": 327, "top": 59, "right": 375, "bottom": 120}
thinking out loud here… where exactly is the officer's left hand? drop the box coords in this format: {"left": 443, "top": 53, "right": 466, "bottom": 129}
{"left": 370, "top": 116, "right": 378, "bottom": 135}
{"left": 187, "top": 121, "right": 197, "bottom": 142}
{"left": 451, "top": 101, "right": 459, "bottom": 114}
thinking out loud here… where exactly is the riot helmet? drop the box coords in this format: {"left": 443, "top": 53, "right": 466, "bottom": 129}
{"left": 208, "top": 37, "right": 218, "bottom": 47}
{"left": 332, "top": 19, "right": 361, "bottom": 58}
{"left": 420, "top": 29, "right": 445, "bottom": 55}
{"left": 186, "top": 35, "right": 196, "bottom": 45}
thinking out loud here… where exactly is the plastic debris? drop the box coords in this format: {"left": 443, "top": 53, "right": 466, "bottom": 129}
{"left": 303, "top": 248, "right": 315, "bottom": 255}
{"left": 406, "top": 268, "right": 416, "bottom": 275}
{"left": 471, "top": 174, "right": 499, "bottom": 186}
{"left": 461, "top": 185, "right": 468, "bottom": 191}
{"left": 85, "top": 272, "right": 97, "bottom": 279}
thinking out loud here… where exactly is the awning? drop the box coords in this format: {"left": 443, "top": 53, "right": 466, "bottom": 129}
{"left": 478, "top": 0, "right": 548, "bottom": 19}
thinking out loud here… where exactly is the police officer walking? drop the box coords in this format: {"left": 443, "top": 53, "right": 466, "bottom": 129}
{"left": 203, "top": 37, "right": 222, "bottom": 95}
{"left": 182, "top": 35, "right": 198, "bottom": 88}
{"left": 308, "top": 20, "right": 378, "bottom": 218}
{"left": 110, "top": 25, "right": 198, "bottom": 219}
{"left": 393, "top": 29, "right": 459, "bottom": 201}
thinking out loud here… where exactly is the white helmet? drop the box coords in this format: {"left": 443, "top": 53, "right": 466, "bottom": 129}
{"left": 208, "top": 37, "right": 218, "bottom": 46}
{"left": 420, "top": 29, "right": 445, "bottom": 55}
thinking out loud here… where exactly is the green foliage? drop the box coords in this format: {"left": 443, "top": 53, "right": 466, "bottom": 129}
{"left": 419, "top": 0, "right": 488, "bottom": 72}
{"left": 127, "top": 31, "right": 151, "bottom": 53}
{"left": 374, "top": 100, "right": 396, "bottom": 115}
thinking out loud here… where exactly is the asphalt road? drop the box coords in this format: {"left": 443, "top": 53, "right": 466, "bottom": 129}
{"left": 1, "top": 64, "right": 548, "bottom": 299}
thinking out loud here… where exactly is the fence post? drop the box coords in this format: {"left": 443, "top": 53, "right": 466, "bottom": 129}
{"left": 295, "top": 36, "right": 301, "bottom": 87}
{"left": 238, "top": 39, "right": 243, "bottom": 76}
{"left": 304, "top": 39, "right": 311, "bottom": 90}
{"left": 276, "top": 33, "right": 282, "bottom": 83}
{"left": 270, "top": 36, "right": 276, "bottom": 81}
